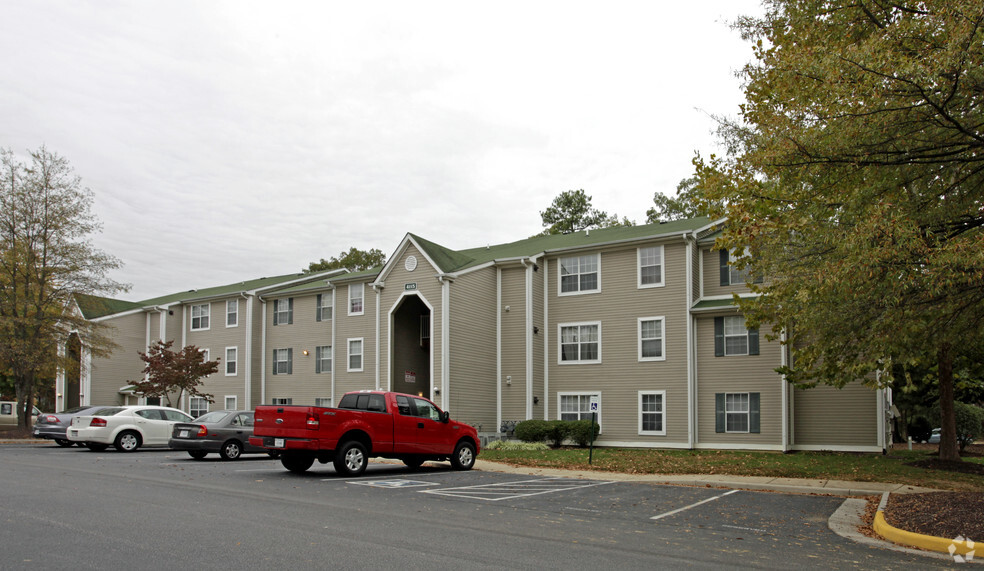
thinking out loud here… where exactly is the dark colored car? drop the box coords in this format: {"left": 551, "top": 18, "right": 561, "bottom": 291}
{"left": 33, "top": 405, "right": 110, "bottom": 446}
{"left": 168, "top": 410, "right": 270, "bottom": 460}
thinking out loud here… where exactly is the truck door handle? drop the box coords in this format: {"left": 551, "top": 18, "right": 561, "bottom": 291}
{"left": 417, "top": 422, "right": 425, "bottom": 429}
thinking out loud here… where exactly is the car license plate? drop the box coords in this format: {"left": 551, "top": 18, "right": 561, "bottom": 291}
{"left": 33, "top": 429, "right": 39, "bottom": 436}
{"left": 275, "top": 438, "right": 285, "bottom": 448}
{"left": 71, "top": 430, "right": 78, "bottom": 437}
{"left": 179, "top": 430, "right": 189, "bottom": 438}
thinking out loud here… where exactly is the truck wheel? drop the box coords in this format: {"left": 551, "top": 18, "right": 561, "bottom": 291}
{"left": 333, "top": 441, "right": 368, "bottom": 476}
{"left": 403, "top": 457, "right": 424, "bottom": 471}
{"left": 450, "top": 441, "right": 476, "bottom": 470}
{"left": 281, "top": 453, "right": 315, "bottom": 474}
{"left": 219, "top": 440, "right": 243, "bottom": 460}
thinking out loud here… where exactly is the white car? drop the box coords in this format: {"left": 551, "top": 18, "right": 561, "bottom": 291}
{"left": 69, "top": 405, "right": 194, "bottom": 452}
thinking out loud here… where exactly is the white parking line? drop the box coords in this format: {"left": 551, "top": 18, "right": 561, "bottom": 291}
{"left": 421, "top": 477, "right": 616, "bottom": 501}
{"left": 650, "top": 489, "right": 740, "bottom": 521}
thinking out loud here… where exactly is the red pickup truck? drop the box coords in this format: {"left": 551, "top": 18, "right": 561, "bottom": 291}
{"left": 249, "top": 391, "right": 479, "bottom": 475}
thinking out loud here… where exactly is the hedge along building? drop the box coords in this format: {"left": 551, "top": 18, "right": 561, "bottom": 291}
{"left": 66, "top": 217, "right": 891, "bottom": 452}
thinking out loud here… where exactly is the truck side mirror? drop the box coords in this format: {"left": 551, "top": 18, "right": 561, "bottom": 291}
{"left": 441, "top": 411, "right": 450, "bottom": 423}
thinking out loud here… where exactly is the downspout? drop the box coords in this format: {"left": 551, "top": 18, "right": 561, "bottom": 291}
{"left": 520, "top": 258, "right": 534, "bottom": 419}
{"left": 241, "top": 292, "right": 252, "bottom": 409}
{"left": 372, "top": 284, "right": 383, "bottom": 391}
{"left": 259, "top": 296, "right": 268, "bottom": 406}
{"left": 684, "top": 234, "right": 696, "bottom": 449}
{"left": 780, "top": 329, "right": 789, "bottom": 452}
{"left": 437, "top": 275, "right": 451, "bottom": 410}
{"left": 326, "top": 284, "right": 336, "bottom": 404}
{"left": 496, "top": 267, "right": 502, "bottom": 435}
{"left": 543, "top": 258, "right": 549, "bottom": 420}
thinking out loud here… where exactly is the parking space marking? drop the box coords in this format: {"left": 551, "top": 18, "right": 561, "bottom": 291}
{"left": 650, "top": 489, "right": 740, "bottom": 521}
{"left": 347, "top": 479, "right": 439, "bottom": 489}
{"left": 421, "top": 477, "right": 616, "bottom": 501}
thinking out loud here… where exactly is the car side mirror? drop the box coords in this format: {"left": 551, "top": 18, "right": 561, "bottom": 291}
{"left": 441, "top": 411, "right": 450, "bottom": 423}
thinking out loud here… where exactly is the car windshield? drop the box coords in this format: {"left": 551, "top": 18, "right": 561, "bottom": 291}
{"left": 92, "top": 407, "right": 124, "bottom": 416}
{"left": 195, "top": 411, "right": 232, "bottom": 424}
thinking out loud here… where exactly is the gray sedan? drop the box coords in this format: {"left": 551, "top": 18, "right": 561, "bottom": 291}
{"left": 33, "top": 405, "right": 109, "bottom": 446}
{"left": 168, "top": 410, "right": 270, "bottom": 460}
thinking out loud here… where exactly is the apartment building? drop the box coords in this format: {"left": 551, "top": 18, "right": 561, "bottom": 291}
{"left": 64, "top": 217, "right": 890, "bottom": 452}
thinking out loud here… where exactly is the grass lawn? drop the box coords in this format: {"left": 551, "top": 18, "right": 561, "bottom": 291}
{"left": 480, "top": 443, "right": 984, "bottom": 492}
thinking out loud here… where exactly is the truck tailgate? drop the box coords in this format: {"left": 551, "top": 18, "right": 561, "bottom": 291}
{"left": 252, "top": 405, "right": 320, "bottom": 438}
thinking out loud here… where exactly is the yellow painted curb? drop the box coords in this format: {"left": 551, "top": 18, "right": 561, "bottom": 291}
{"left": 874, "top": 510, "right": 976, "bottom": 556}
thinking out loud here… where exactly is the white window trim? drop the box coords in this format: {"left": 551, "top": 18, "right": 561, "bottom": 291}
{"left": 224, "top": 395, "right": 238, "bottom": 410}
{"left": 190, "top": 303, "right": 210, "bottom": 331}
{"left": 273, "top": 348, "right": 291, "bottom": 375}
{"left": 638, "top": 390, "right": 667, "bottom": 436}
{"left": 315, "top": 397, "right": 332, "bottom": 407}
{"left": 226, "top": 300, "right": 238, "bottom": 328}
{"left": 724, "top": 316, "right": 750, "bottom": 356}
{"left": 728, "top": 248, "right": 751, "bottom": 286}
{"left": 349, "top": 283, "right": 365, "bottom": 316}
{"left": 638, "top": 316, "right": 666, "bottom": 362}
{"left": 725, "top": 392, "right": 751, "bottom": 433}
{"left": 189, "top": 395, "right": 209, "bottom": 418}
{"left": 316, "top": 345, "right": 332, "bottom": 374}
{"left": 274, "top": 298, "right": 291, "bottom": 325}
{"left": 557, "top": 321, "right": 602, "bottom": 365}
{"left": 637, "top": 245, "right": 665, "bottom": 289}
{"left": 557, "top": 391, "right": 601, "bottom": 433}
{"left": 225, "top": 346, "right": 238, "bottom": 376}
{"left": 271, "top": 397, "right": 293, "bottom": 406}
{"left": 347, "top": 337, "right": 364, "bottom": 372}
{"left": 557, "top": 253, "right": 601, "bottom": 296}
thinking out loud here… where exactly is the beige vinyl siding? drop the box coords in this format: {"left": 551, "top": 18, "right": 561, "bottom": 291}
{"left": 447, "top": 268, "right": 498, "bottom": 430}
{"left": 329, "top": 281, "right": 377, "bottom": 397}
{"left": 88, "top": 313, "right": 146, "bottom": 406}
{"left": 261, "top": 293, "right": 333, "bottom": 405}
{"left": 247, "top": 294, "right": 264, "bottom": 408}
{"left": 793, "top": 383, "right": 879, "bottom": 447}
{"left": 531, "top": 263, "right": 545, "bottom": 421}
{"left": 500, "top": 266, "right": 528, "bottom": 424}
{"left": 702, "top": 247, "right": 753, "bottom": 298}
{"left": 695, "top": 315, "right": 783, "bottom": 446}
{"left": 546, "top": 242, "right": 691, "bottom": 443}
{"left": 691, "top": 242, "right": 701, "bottom": 303}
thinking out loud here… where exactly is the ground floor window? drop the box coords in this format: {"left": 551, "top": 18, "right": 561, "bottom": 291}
{"left": 315, "top": 345, "right": 332, "bottom": 373}
{"left": 224, "top": 396, "right": 237, "bottom": 410}
{"left": 315, "top": 397, "right": 332, "bottom": 407}
{"left": 189, "top": 396, "right": 208, "bottom": 419}
{"left": 271, "top": 398, "right": 293, "bottom": 406}
{"left": 558, "top": 392, "right": 601, "bottom": 431}
{"left": 715, "top": 392, "right": 760, "bottom": 433}
{"left": 638, "top": 391, "right": 666, "bottom": 435}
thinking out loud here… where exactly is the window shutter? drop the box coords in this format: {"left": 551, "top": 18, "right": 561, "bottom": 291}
{"left": 316, "top": 294, "right": 322, "bottom": 322}
{"left": 315, "top": 347, "right": 321, "bottom": 374}
{"left": 287, "top": 348, "right": 293, "bottom": 374}
{"left": 288, "top": 298, "right": 294, "bottom": 325}
{"left": 272, "top": 302, "right": 278, "bottom": 326}
{"left": 715, "top": 393, "right": 726, "bottom": 433}
{"left": 749, "top": 392, "right": 761, "bottom": 433}
{"left": 748, "top": 327, "right": 759, "bottom": 355}
{"left": 719, "top": 250, "right": 730, "bottom": 286}
{"left": 714, "top": 317, "right": 725, "bottom": 357}
{"left": 272, "top": 349, "right": 278, "bottom": 375}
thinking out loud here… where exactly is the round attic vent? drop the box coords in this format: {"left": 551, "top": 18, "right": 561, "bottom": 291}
{"left": 405, "top": 256, "right": 418, "bottom": 272}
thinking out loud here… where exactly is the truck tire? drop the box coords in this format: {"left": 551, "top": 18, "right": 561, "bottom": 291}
{"left": 403, "top": 457, "right": 424, "bottom": 471}
{"left": 450, "top": 441, "right": 476, "bottom": 470}
{"left": 333, "top": 440, "right": 368, "bottom": 476}
{"left": 281, "top": 453, "right": 315, "bottom": 474}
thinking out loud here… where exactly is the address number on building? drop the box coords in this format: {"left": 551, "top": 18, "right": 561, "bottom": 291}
{"left": 405, "top": 283, "right": 417, "bottom": 291}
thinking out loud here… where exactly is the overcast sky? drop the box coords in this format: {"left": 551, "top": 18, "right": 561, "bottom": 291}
{"left": 2, "top": 1, "right": 761, "bottom": 301}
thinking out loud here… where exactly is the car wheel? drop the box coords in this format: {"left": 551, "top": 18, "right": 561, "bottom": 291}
{"left": 403, "top": 457, "right": 424, "bottom": 471}
{"left": 281, "top": 453, "right": 315, "bottom": 474}
{"left": 114, "top": 431, "right": 141, "bottom": 452}
{"left": 450, "top": 441, "right": 476, "bottom": 471}
{"left": 188, "top": 450, "right": 208, "bottom": 460}
{"left": 86, "top": 442, "right": 109, "bottom": 452}
{"left": 220, "top": 440, "right": 243, "bottom": 460}
{"left": 333, "top": 441, "right": 368, "bottom": 476}
{"left": 54, "top": 438, "right": 73, "bottom": 447}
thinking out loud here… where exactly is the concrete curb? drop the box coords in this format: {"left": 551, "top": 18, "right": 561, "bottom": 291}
{"left": 873, "top": 491, "right": 978, "bottom": 560}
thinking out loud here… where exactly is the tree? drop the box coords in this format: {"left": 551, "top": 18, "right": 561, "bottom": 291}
{"left": 130, "top": 340, "right": 218, "bottom": 408}
{"left": 646, "top": 176, "right": 712, "bottom": 223}
{"left": 305, "top": 247, "right": 386, "bottom": 273}
{"left": 695, "top": 1, "right": 984, "bottom": 461}
{"left": 0, "top": 146, "right": 124, "bottom": 429}
{"left": 539, "top": 189, "right": 633, "bottom": 235}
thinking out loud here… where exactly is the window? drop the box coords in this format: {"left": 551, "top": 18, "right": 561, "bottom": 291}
{"left": 638, "top": 246, "right": 664, "bottom": 288}
{"left": 348, "top": 338, "right": 363, "bottom": 372}
{"left": 315, "top": 345, "right": 332, "bottom": 374}
{"left": 191, "top": 304, "right": 209, "bottom": 330}
{"left": 273, "top": 298, "right": 293, "bottom": 325}
{"left": 201, "top": 348, "right": 210, "bottom": 375}
{"left": 638, "top": 317, "right": 665, "bottom": 361}
{"left": 349, "top": 283, "right": 364, "bottom": 315}
{"left": 559, "top": 322, "right": 600, "bottom": 364}
{"left": 315, "top": 397, "right": 332, "bottom": 408}
{"left": 715, "top": 392, "right": 760, "bottom": 434}
{"left": 639, "top": 391, "right": 666, "bottom": 435}
{"left": 316, "top": 293, "right": 332, "bottom": 321}
{"left": 412, "top": 397, "right": 441, "bottom": 421}
{"left": 713, "top": 316, "right": 759, "bottom": 357}
{"left": 189, "top": 396, "right": 208, "bottom": 419}
{"left": 558, "top": 392, "right": 601, "bottom": 431}
{"left": 271, "top": 398, "right": 293, "bottom": 406}
{"left": 272, "top": 348, "right": 293, "bottom": 375}
{"left": 719, "top": 249, "right": 761, "bottom": 286}
{"left": 338, "top": 393, "right": 387, "bottom": 412}
{"left": 224, "top": 396, "right": 237, "bottom": 410}
{"left": 559, "top": 254, "right": 600, "bottom": 294}
{"left": 226, "top": 300, "right": 238, "bottom": 327}
{"left": 225, "top": 347, "right": 237, "bottom": 376}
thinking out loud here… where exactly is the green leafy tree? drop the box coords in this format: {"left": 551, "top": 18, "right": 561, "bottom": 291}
{"left": 646, "top": 176, "right": 712, "bottom": 223}
{"left": 695, "top": 1, "right": 984, "bottom": 461}
{"left": 130, "top": 340, "right": 218, "bottom": 408}
{"left": 539, "top": 189, "right": 633, "bottom": 235}
{"left": 305, "top": 247, "right": 386, "bottom": 273}
{"left": 0, "top": 146, "right": 124, "bottom": 428}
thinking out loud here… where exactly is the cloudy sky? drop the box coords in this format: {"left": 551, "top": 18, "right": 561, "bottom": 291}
{"left": 2, "top": 1, "right": 761, "bottom": 301}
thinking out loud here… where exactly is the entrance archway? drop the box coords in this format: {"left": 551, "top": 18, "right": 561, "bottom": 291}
{"left": 390, "top": 294, "right": 431, "bottom": 396}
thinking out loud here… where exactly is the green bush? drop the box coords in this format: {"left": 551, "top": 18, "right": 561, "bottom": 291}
{"left": 514, "top": 420, "right": 549, "bottom": 443}
{"left": 484, "top": 440, "right": 549, "bottom": 451}
{"left": 567, "top": 420, "right": 601, "bottom": 447}
{"left": 955, "top": 402, "right": 984, "bottom": 452}
{"left": 513, "top": 419, "right": 600, "bottom": 447}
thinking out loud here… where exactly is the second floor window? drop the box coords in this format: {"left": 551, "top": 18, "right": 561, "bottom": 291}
{"left": 315, "top": 345, "right": 332, "bottom": 374}
{"left": 273, "top": 298, "right": 293, "bottom": 325}
{"left": 559, "top": 323, "right": 600, "bottom": 363}
{"left": 714, "top": 316, "right": 760, "bottom": 357}
{"left": 559, "top": 254, "right": 600, "bottom": 294}
{"left": 639, "top": 317, "right": 665, "bottom": 361}
{"left": 191, "top": 304, "right": 209, "bottom": 330}
{"left": 316, "top": 293, "right": 332, "bottom": 321}
{"left": 348, "top": 338, "right": 363, "bottom": 371}
{"left": 272, "top": 348, "right": 292, "bottom": 375}
{"left": 225, "top": 347, "right": 237, "bottom": 376}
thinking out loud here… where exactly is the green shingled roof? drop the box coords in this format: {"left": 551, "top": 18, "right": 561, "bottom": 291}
{"left": 135, "top": 272, "right": 314, "bottom": 306}
{"left": 74, "top": 293, "right": 142, "bottom": 319}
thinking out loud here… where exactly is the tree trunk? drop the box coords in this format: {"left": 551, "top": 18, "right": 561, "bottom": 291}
{"left": 937, "top": 343, "right": 961, "bottom": 462}
{"left": 13, "top": 372, "right": 35, "bottom": 430}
